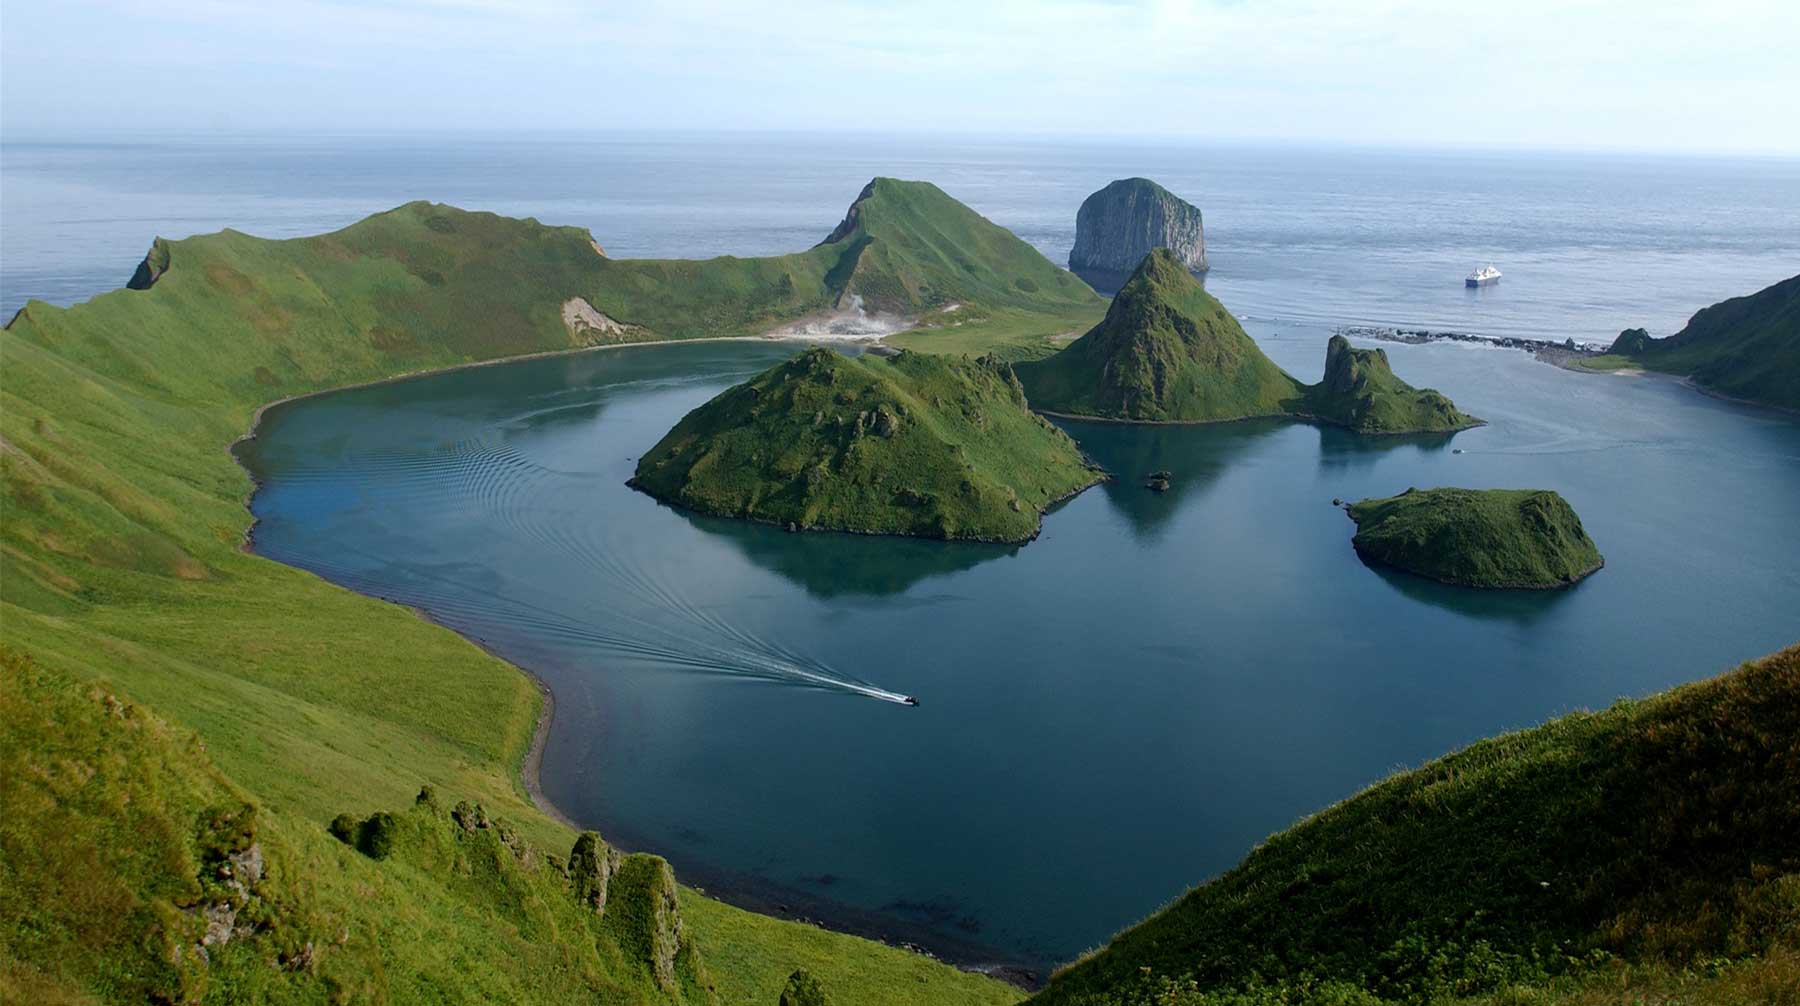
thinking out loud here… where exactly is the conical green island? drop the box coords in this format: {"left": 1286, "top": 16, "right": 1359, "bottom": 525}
{"left": 1016, "top": 249, "right": 1481, "bottom": 433}
{"left": 1346, "top": 487, "right": 1604, "bottom": 589}
{"left": 630, "top": 347, "right": 1104, "bottom": 543}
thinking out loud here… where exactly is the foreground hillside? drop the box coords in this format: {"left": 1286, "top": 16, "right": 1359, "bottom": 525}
{"left": 1031, "top": 645, "right": 1800, "bottom": 1006}
{"left": 631, "top": 347, "right": 1102, "bottom": 542}
{"left": 0, "top": 197, "right": 1044, "bottom": 1003}
{"left": 1585, "top": 273, "right": 1800, "bottom": 412}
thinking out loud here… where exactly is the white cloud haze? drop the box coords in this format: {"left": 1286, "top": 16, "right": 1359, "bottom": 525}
{"left": 2, "top": 0, "right": 1796, "bottom": 153}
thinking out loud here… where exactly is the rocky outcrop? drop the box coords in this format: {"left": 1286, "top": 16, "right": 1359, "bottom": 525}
{"left": 127, "top": 237, "right": 172, "bottom": 290}
{"left": 608, "top": 854, "right": 689, "bottom": 993}
{"left": 779, "top": 969, "right": 832, "bottom": 1006}
{"left": 1069, "top": 178, "right": 1207, "bottom": 276}
{"left": 562, "top": 297, "right": 639, "bottom": 345}
{"left": 568, "top": 831, "right": 621, "bottom": 915}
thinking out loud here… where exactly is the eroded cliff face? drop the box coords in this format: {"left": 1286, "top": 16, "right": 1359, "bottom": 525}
{"left": 1069, "top": 178, "right": 1207, "bottom": 275}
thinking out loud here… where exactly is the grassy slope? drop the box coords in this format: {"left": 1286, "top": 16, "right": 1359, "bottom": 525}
{"left": 630, "top": 347, "right": 1102, "bottom": 543}
{"left": 1345, "top": 488, "right": 1603, "bottom": 589}
{"left": 1298, "top": 336, "right": 1482, "bottom": 434}
{"left": 1016, "top": 250, "right": 1302, "bottom": 422}
{"left": 0, "top": 193, "right": 1048, "bottom": 1004}
{"left": 1589, "top": 273, "right": 1800, "bottom": 412}
{"left": 1030, "top": 644, "right": 1800, "bottom": 1006}
{"left": 1015, "top": 251, "right": 1476, "bottom": 433}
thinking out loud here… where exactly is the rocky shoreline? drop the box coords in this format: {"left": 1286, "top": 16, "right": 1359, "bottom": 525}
{"left": 1335, "top": 324, "right": 1607, "bottom": 365}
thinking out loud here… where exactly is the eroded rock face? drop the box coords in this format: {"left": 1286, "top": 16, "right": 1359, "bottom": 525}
{"left": 1069, "top": 178, "right": 1207, "bottom": 275}
{"left": 568, "top": 831, "right": 620, "bottom": 915}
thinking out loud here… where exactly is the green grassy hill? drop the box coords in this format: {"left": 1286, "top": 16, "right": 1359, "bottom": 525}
{"left": 631, "top": 347, "right": 1102, "bottom": 542}
{"left": 1015, "top": 250, "right": 1302, "bottom": 422}
{"left": 1015, "top": 251, "right": 1477, "bottom": 434}
{"left": 1580, "top": 273, "right": 1800, "bottom": 412}
{"left": 0, "top": 194, "right": 1056, "bottom": 1004}
{"left": 1297, "top": 336, "right": 1482, "bottom": 434}
{"left": 1029, "top": 644, "right": 1800, "bottom": 1006}
{"left": 1344, "top": 487, "right": 1603, "bottom": 589}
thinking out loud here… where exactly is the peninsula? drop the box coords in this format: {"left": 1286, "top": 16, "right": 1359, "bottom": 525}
{"left": 1016, "top": 249, "right": 1481, "bottom": 434}
{"left": 630, "top": 347, "right": 1103, "bottom": 543}
{"left": 1578, "top": 273, "right": 1800, "bottom": 412}
{"left": 1344, "top": 487, "right": 1603, "bottom": 589}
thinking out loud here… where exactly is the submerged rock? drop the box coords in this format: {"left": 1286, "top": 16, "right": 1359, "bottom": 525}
{"left": 1070, "top": 178, "right": 1207, "bottom": 275}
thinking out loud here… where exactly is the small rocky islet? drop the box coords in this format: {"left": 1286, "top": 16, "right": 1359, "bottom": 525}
{"left": 1343, "top": 487, "right": 1604, "bottom": 589}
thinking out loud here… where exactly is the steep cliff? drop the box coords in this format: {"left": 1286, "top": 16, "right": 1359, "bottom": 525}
{"left": 1069, "top": 178, "right": 1207, "bottom": 277}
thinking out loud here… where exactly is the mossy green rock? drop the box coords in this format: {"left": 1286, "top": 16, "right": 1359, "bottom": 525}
{"left": 1298, "top": 335, "right": 1483, "bottom": 434}
{"left": 778, "top": 969, "right": 831, "bottom": 1006}
{"left": 1016, "top": 249, "right": 1302, "bottom": 422}
{"left": 1017, "top": 250, "right": 1478, "bottom": 433}
{"left": 631, "top": 347, "right": 1103, "bottom": 543}
{"left": 1346, "top": 487, "right": 1602, "bottom": 589}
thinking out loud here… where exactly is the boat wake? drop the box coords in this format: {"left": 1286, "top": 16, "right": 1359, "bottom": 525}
{"left": 260, "top": 434, "right": 913, "bottom": 705}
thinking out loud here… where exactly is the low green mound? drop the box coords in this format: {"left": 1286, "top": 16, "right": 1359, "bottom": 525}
{"left": 1597, "top": 273, "right": 1800, "bottom": 411}
{"left": 1015, "top": 252, "right": 1477, "bottom": 433}
{"left": 631, "top": 348, "right": 1102, "bottom": 542}
{"left": 1346, "top": 487, "right": 1602, "bottom": 589}
{"left": 1030, "top": 643, "right": 1800, "bottom": 1006}
{"left": 1297, "top": 336, "right": 1483, "bottom": 434}
{"left": 1016, "top": 249, "right": 1302, "bottom": 422}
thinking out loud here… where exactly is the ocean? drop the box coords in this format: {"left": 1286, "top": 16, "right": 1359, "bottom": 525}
{"left": 6, "top": 133, "right": 1799, "bottom": 342}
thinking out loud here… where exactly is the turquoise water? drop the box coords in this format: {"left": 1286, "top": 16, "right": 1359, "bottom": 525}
{"left": 240, "top": 329, "right": 1800, "bottom": 971}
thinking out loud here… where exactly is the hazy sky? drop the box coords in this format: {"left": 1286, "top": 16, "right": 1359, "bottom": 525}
{"left": 3, "top": 0, "right": 1796, "bottom": 154}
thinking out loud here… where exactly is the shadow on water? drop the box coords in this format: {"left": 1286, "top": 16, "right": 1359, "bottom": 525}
{"left": 1358, "top": 559, "right": 1587, "bottom": 625}
{"left": 1312, "top": 422, "right": 1463, "bottom": 473}
{"left": 673, "top": 509, "right": 1019, "bottom": 600}
{"left": 1053, "top": 416, "right": 1290, "bottom": 540}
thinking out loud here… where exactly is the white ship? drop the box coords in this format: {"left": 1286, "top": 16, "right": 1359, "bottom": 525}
{"left": 1466, "top": 265, "right": 1502, "bottom": 287}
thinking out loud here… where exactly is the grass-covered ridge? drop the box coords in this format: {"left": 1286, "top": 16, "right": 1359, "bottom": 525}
{"left": 1579, "top": 273, "right": 1800, "bottom": 412}
{"left": 1029, "top": 643, "right": 1800, "bottom": 1006}
{"left": 0, "top": 192, "right": 1049, "bottom": 1003}
{"left": 631, "top": 347, "right": 1103, "bottom": 543}
{"left": 1345, "top": 487, "right": 1603, "bottom": 589}
{"left": 1015, "top": 251, "right": 1478, "bottom": 433}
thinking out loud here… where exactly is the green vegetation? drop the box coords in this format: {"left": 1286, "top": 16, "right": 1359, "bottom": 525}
{"left": 631, "top": 347, "right": 1103, "bottom": 543}
{"left": 1029, "top": 644, "right": 1800, "bottom": 1006}
{"left": 1345, "top": 488, "right": 1603, "bottom": 589}
{"left": 1016, "top": 250, "right": 1302, "bottom": 422}
{"left": 0, "top": 193, "right": 1044, "bottom": 1003}
{"left": 1297, "top": 336, "right": 1482, "bottom": 434}
{"left": 1579, "top": 274, "right": 1800, "bottom": 411}
{"left": 1015, "top": 251, "right": 1478, "bottom": 434}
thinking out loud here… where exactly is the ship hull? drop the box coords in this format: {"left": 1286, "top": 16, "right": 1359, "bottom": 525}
{"left": 1466, "top": 276, "right": 1499, "bottom": 287}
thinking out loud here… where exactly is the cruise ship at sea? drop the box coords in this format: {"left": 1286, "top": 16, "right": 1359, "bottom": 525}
{"left": 1466, "top": 265, "right": 1502, "bottom": 287}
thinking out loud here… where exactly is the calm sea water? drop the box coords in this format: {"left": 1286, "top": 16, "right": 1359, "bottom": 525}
{"left": 239, "top": 331, "right": 1800, "bottom": 970}
{"left": 6, "top": 134, "right": 1800, "bottom": 342}
{"left": 12, "top": 135, "right": 1800, "bottom": 971}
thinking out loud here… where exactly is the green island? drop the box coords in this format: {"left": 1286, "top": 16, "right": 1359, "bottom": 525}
{"left": 1572, "top": 272, "right": 1800, "bottom": 412}
{"left": 1015, "top": 249, "right": 1481, "bottom": 433}
{"left": 1029, "top": 643, "right": 1800, "bottom": 1005}
{"left": 630, "top": 347, "right": 1103, "bottom": 543}
{"left": 1344, "top": 488, "right": 1604, "bottom": 589}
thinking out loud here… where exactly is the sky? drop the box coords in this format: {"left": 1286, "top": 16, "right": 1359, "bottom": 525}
{"left": 3, "top": 0, "right": 1797, "bottom": 155}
